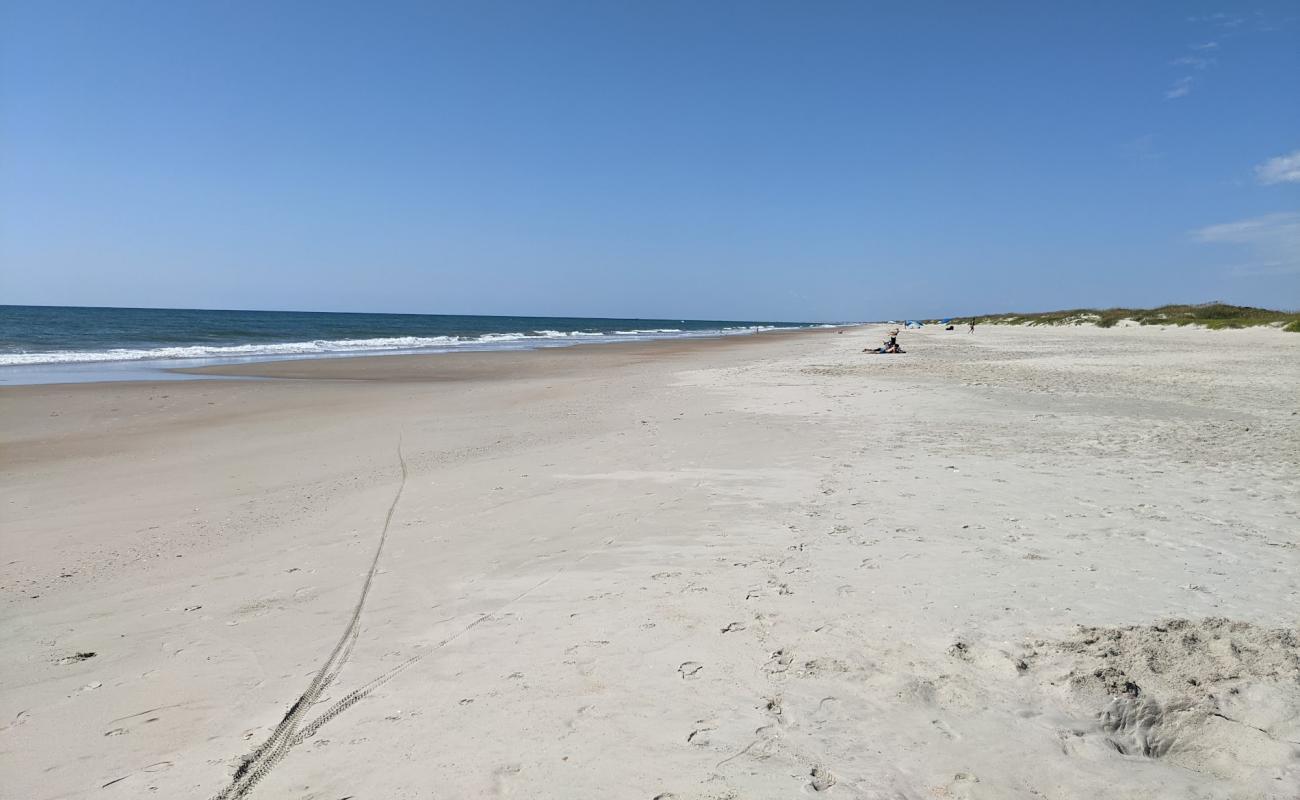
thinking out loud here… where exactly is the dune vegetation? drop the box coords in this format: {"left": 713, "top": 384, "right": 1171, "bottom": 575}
{"left": 950, "top": 303, "right": 1300, "bottom": 332}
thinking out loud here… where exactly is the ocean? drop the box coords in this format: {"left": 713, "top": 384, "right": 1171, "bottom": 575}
{"left": 0, "top": 305, "right": 825, "bottom": 381}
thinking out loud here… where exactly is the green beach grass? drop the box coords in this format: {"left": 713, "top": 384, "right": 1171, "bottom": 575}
{"left": 950, "top": 303, "right": 1300, "bottom": 333}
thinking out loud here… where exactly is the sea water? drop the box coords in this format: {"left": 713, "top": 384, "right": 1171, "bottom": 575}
{"left": 0, "top": 305, "right": 826, "bottom": 384}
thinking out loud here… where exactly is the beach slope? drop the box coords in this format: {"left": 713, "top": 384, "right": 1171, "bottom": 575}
{"left": 2, "top": 325, "right": 1297, "bottom": 799}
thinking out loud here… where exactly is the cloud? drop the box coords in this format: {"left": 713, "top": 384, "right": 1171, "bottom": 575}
{"left": 1165, "top": 77, "right": 1194, "bottom": 99}
{"left": 1187, "top": 12, "right": 1245, "bottom": 28}
{"left": 1195, "top": 212, "right": 1300, "bottom": 245}
{"left": 1254, "top": 149, "right": 1300, "bottom": 185}
{"left": 1161, "top": 41, "right": 1214, "bottom": 100}
{"left": 1170, "top": 55, "right": 1215, "bottom": 69}
{"left": 1122, "top": 133, "right": 1164, "bottom": 160}
{"left": 1193, "top": 211, "right": 1300, "bottom": 277}
{"left": 1167, "top": 12, "right": 1283, "bottom": 101}
{"left": 1225, "top": 261, "right": 1300, "bottom": 278}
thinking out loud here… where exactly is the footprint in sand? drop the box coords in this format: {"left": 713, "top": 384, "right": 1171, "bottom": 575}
{"left": 685, "top": 720, "right": 717, "bottom": 746}
{"left": 801, "top": 658, "right": 850, "bottom": 678}
{"left": 809, "top": 765, "right": 836, "bottom": 791}
{"left": 764, "top": 649, "right": 794, "bottom": 674}
{"left": 812, "top": 696, "right": 839, "bottom": 721}
{"left": 677, "top": 661, "right": 704, "bottom": 679}
{"left": 492, "top": 763, "right": 523, "bottom": 797}
{"left": 56, "top": 651, "right": 97, "bottom": 665}
{"left": 932, "top": 718, "right": 961, "bottom": 740}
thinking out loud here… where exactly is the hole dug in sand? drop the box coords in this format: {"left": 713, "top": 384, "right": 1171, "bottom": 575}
{"left": 1024, "top": 618, "right": 1300, "bottom": 784}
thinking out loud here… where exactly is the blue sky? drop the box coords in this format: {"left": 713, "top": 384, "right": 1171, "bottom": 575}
{"left": 2, "top": 1, "right": 1297, "bottom": 321}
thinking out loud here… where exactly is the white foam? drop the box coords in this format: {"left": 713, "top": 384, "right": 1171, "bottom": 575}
{"left": 0, "top": 325, "right": 808, "bottom": 367}
{"left": 0, "top": 336, "right": 467, "bottom": 366}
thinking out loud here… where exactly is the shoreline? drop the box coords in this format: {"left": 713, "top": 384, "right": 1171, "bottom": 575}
{"left": 0, "top": 325, "right": 845, "bottom": 387}
{"left": 6, "top": 319, "right": 1294, "bottom": 388}
{"left": 2, "top": 323, "right": 1296, "bottom": 799}
{"left": 176, "top": 324, "right": 843, "bottom": 381}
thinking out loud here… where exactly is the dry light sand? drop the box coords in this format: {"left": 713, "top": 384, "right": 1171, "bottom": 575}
{"left": 1, "top": 324, "right": 1298, "bottom": 799}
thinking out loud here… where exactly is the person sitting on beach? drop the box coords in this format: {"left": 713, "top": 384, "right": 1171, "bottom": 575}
{"left": 864, "top": 334, "right": 904, "bottom": 354}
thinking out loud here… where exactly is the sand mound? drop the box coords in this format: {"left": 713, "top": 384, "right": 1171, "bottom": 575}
{"left": 1023, "top": 618, "right": 1300, "bottom": 785}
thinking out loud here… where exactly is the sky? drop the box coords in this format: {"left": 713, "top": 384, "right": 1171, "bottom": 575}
{"left": 2, "top": 1, "right": 1298, "bottom": 322}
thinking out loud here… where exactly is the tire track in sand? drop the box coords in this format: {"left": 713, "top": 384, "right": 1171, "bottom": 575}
{"left": 210, "top": 439, "right": 409, "bottom": 800}
{"left": 210, "top": 440, "right": 615, "bottom": 799}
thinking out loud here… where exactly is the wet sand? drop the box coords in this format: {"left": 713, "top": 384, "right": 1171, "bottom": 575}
{"left": 2, "top": 324, "right": 1297, "bottom": 799}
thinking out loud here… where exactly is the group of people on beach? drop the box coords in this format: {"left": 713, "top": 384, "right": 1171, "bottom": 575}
{"left": 863, "top": 320, "right": 974, "bottom": 355}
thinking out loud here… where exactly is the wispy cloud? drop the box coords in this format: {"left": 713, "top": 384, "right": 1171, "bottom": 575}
{"left": 1122, "top": 134, "right": 1164, "bottom": 160}
{"left": 1193, "top": 211, "right": 1300, "bottom": 277}
{"left": 1169, "top": 55, "right": 1215, "bottom": 69}
{"left": 1254, "top": 149, "right": 1300, "bottom": 185}
{"left": 1186, "top": 12, "right": 1246, "bottom": 28}
{"left": 1163, "top": 11, "right": 1286, "bottom": 100}
{"left": 1165, "top": 76, "right": 1194, "bottom": 99}
{"left": 1224, "top": 261, "right": 1300, "bottom": 278}
{"left": 1195, "top": 212, "right": 1300, "bottom": 245}
{"left": 1161, "top": 33, "right": 1221, "bottom": 99}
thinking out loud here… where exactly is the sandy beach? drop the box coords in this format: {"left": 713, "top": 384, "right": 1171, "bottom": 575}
{"left": 2, "top": 324, "right": 1297, "bottom": 799}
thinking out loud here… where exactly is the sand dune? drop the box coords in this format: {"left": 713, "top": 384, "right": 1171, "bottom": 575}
{"left": 1, "top": 325, "right": 1297, "bottom": 799}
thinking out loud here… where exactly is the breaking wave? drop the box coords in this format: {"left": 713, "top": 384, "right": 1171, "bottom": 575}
{"left": 0, "top": 326, "right": 794, "bottom": 366}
